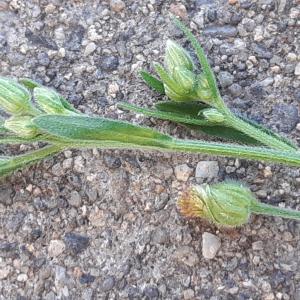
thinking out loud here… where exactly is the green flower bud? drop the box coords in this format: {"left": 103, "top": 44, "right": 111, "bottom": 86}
{"left": 165, "top": 40, "right": 194, "bottom": 73}
{"left": 34, "top": 87, "right": 74, "bottom": 115}
{"left": 172, "top": 66, "right": 196, "bottom": 92}
{"left": 4, "top": 116, "right": 38, "bottom": 138}
{"left": 178, "top": 181, "right": 300, "bottom": 227}
{"left": 178, "top": 182, "right": 253, "bottom": 227}
{"left": 0, "top": 77, "right": 34, "bottom": 115}
{"left": 202, "top": 108, "right": 225, "bottom": 123}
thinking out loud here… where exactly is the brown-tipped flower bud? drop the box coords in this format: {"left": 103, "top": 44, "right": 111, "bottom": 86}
{"left": 4, "top": 116, "right": 38, "bottom": 138}
{"left": 178, "top": 182, "right": 253, "bottom": 227}
{"left": 165, "top": 40, "right": 194, "bottom": 73}
{"left": 0, "top": 77, "right": 35, "bottom": 115}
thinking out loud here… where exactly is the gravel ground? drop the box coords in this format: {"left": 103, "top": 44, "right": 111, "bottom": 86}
{"left": 0, "top": 0, "right": 300, "bottom": 299}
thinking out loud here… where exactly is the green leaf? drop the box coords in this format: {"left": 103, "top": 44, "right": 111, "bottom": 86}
{"left": 155, "top": 101, "right": 208, "bottom": 117}
{"left": 19, "top": 78, "right": 41, "bottom": 90}
{"left": 59, "top": 96, "right": 80, "bottom": 113}
{"left": 173, "top": 18, "right": 220, "bottom": 100}
{"left": 33, "top": 115, "right": 172, "bottom": 146}
{"left": 118, "top": 102, "right": 210, "bottom": 126}
{"left": 140, "top": 70, "right": 165, "bottom": 94}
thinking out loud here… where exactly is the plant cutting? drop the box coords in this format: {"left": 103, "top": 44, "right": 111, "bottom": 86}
{"left": 178, "top": 181, "right": 300, "bottom": 227}
{"left": 1, "top": 77, "right": 300, "bottom": 179}
{"left": 119, "top": 18, "right": 297, "bottom": 151}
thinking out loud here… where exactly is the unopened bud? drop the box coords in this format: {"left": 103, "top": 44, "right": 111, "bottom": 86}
{"left": 34, "top": 87, "right": 74, "bottom": 115}
{"left": 178, "top": 182, "right": 253, "bottom": 227}
{"left": 4, "top": 116, "right": 38, "bottom": 138}
{"left": 0, "top": 77, "right": 34, "bottom": 115}
{"left": 172, "top": 66, "right": 196, "bottom": 92}
{"left": 165, "top": 40, "right": 194, "bottom": 73}
{"left": 202, "top": 108, "right": 225, "bottom": 123}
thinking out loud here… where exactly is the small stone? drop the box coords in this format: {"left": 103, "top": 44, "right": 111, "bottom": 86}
{"left": 151, "top": 228, "right": 169, "bottom": 245}
{"left": 108, "top": 82, "right": 119, "bottom": 97}
{"left": 287, "top": 53, "right": 297, "bottom": 62}
{"left": 195, "top": 161, "right": 219, "bottom": 180}
{"left": 228, "top": 0, "right": 238, "bottom": 4}
{"left": 173, "top": 246, "right": 199, "bottom": 267}
{"left": 202, "top": 232, "right": 221, "bottom": 259}
{"left": 143, "top": 286, "right": 159, "bottom": 299}
{"left": 104, "top": 155, "right": 121, "bottom": 169}
{"left": 48, "top": 240, "right": 65, "bottom": 257}
{"left": 0, "top": 1, "right": 8, "bottom": 11}
{"left": 183, "top": 289, "right": 195, "bottom": 300}
{"left": 45, "top": 3, "right": 56, "bottom": 14}
{"left": 272, "top": 104, "right": 299, "bottom": 133}
{"left": 0, "top": 186, "right": 12, "bottom": 206}
{"left": 252, "top": 240, "right": 264, "bottom": 251}
{"left": 69, "top": 191, "right": 82, "bottom": 208}
{"left": 64, "top": 232, "right": 89, "bottom": 255}
{"left": 89, "top": 208, "right": 106, "bottom": 227}
{"left": 169, "top": 3, "right": 188, "bottom": 19}
{"left": 204, "top": 26, "right": 237, "bottom": 38}
{"left": 253, "top": 44, "right": 273, "bottom": 59}
{"left": 110, "top": 0, "right": 125, "bottom": 13}
{"left": 218, "top": 71, "right": 234, "bottom": 88}
{"left": 84, "top": 42, "right": 96, "bottom": 56}
{"left": 80, "top": 273, "right": 96, "bottom": 284}
{"left": 102, "top": 275, "right": 115, "bottom": 291}
{"left": 228, "top": 83, "right": 242, "bottom": 97}
{"left": 99, "top": 56, "right": 119, "bottom": 71}
{"left": 17, "top": 273, "right": 28, "bottom": 282}
{"left": 0, "top": 266, "right": 11, "bottom": 279}
{"left": 295, "top": 63, "right": 300, "bottom": 76}
{"left": 174, "top": 164, "right": 193, "bottom": 182}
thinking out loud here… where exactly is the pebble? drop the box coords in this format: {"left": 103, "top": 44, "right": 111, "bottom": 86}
{"left": 99, "top": 56, "right": 119, "bottom": 71}
{"left": 253, "top": 44, "right": 273, "bottom": 59}
{"left": 218, "top": 71, "right": 234, "bottom": 88}
{"left": 228, "top": 0, "right": 238, "bottom": 4}
{"left": 143, "top": 286, "right": 159, "bottom": 299}
{"left": 80, "top": 273, "right": 96, "bottom": 284}
{"left": 102, "top": 275, "right": 115, "bottom": 291}
{"left": 228, "top": 83, "right": 242, "bottom": 97}
{"left": 64, "top": 233, "right": 90, "bottom": 255}
{"left": 195, "top": 161, "right": 219, "bottom": 180}
{"left": 48, "top": 240, "right": 65, "bottom": 257}
{"left": 17, "top": 273, "right": 28, "bottom": 282}
{"left": 69, "top": 191, "right": 82, "bottom": 208}
{"left": 44, "top": 3, "right": 56, "bottom": 14}
{"left": 272, "top": 103, "right": 299, "bottom": 133}
{"left": 0, "top": 186, "right": 12, "bottom": 206}
{"left": 183, "top": 289, "right": 195, "bottom": 300}
{"left": 169, "top": 3, "right": 188, "bottom": 19}
{"left": 0, "top": 1, "right": 8, "bottom": 11}
{"left": 252, "top": 241, "right": 264, "bottom": 251}
{"left": 204, "top": 26, "right": 238, "bottom": 38}
{"left": 89, "top": 208, "right": 106, "bottom": 227}
{"left": 0, "top": 266, "right": 11, "bottom": 279}
{"left": 174, "top": 164, "right": 193, "bottom": 182}
{"left": 84, "top": 42, "right": 96, "bottom": 56}
{"left": 202, "top": 232, "right": 221, "bottom": 259}
{"left": 110, "top": 0, "right": 125, "bottom": 13}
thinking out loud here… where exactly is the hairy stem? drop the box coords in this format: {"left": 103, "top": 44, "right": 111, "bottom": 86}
{"left": 251, "top": 202, "right": 300, "bottom": 221}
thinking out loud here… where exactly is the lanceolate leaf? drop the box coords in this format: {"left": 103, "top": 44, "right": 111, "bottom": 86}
{"left": 33, "top": 115, "right": 172, "bottom": 146}
{"left": 140, "top": 70, "right": 165, "bottom": 94}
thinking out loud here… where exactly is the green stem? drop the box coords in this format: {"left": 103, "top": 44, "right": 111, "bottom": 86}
{"left": 251, "top": 201, "right": 300, "bottom": 221}
{"left": 224, "top": 110, "right": 295, "bottom": 152}
{"left": 66, "top": 137, "right": 300, "bottom": 167}
{"left": 0, "top": 144, "right": 64, "bottom": 178}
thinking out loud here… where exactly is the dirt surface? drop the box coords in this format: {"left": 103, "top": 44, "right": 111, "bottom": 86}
{"left": 0, "top": 0, "right": 300, "bottom": 299}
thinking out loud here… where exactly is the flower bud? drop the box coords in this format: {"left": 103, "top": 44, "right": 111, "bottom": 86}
{"left": 34, "top": 87, "right": 73, "bottom": 115}
{"left": 4, "top": 116, "right": 38, "bottom": 138}
{"left": 0, "top": 77, "right": 34, "bottom": 115}
{"left": 165, "top": 40, "right": 194, "bottom": 73}
{"left": 172, "top": 66, "right": 196, "bottom": 92}
{"left": 202, "top": 108, "right": 225, "bottom": 123}
{"left": 178, "top": 181, "right": 254, "bottom": 227}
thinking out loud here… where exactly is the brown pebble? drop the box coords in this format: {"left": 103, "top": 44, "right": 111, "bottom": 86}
{"left": 170, "top": 3, "right": 188, "bottom": 20}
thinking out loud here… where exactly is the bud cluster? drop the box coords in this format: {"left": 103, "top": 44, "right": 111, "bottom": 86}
{"left": 0, "top": 77, "right": 78, "bottom": 138}
{"left": 154, "top": 40, "right": 213, "bottom": 104}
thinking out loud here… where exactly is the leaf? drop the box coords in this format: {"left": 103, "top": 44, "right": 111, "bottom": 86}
{"left": 173, "top": 17, "right": 220, "bottom": 99}
{"left": 155, "top": 101, "right": 208, "bottom": 117}
{"left": 118, "top": 102, "right": 210, "bottom": 126}
{"left": 140, "top": 70, "right": 165, "bottom": 94}
{"left": 19, "top": 78, "right": 41, "bottom": 90}
{"left": 59, "top": 96, "right": 80, "bottom": 113}
{"left": 33, "top": 115, "right": 172, "bottom": 146}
